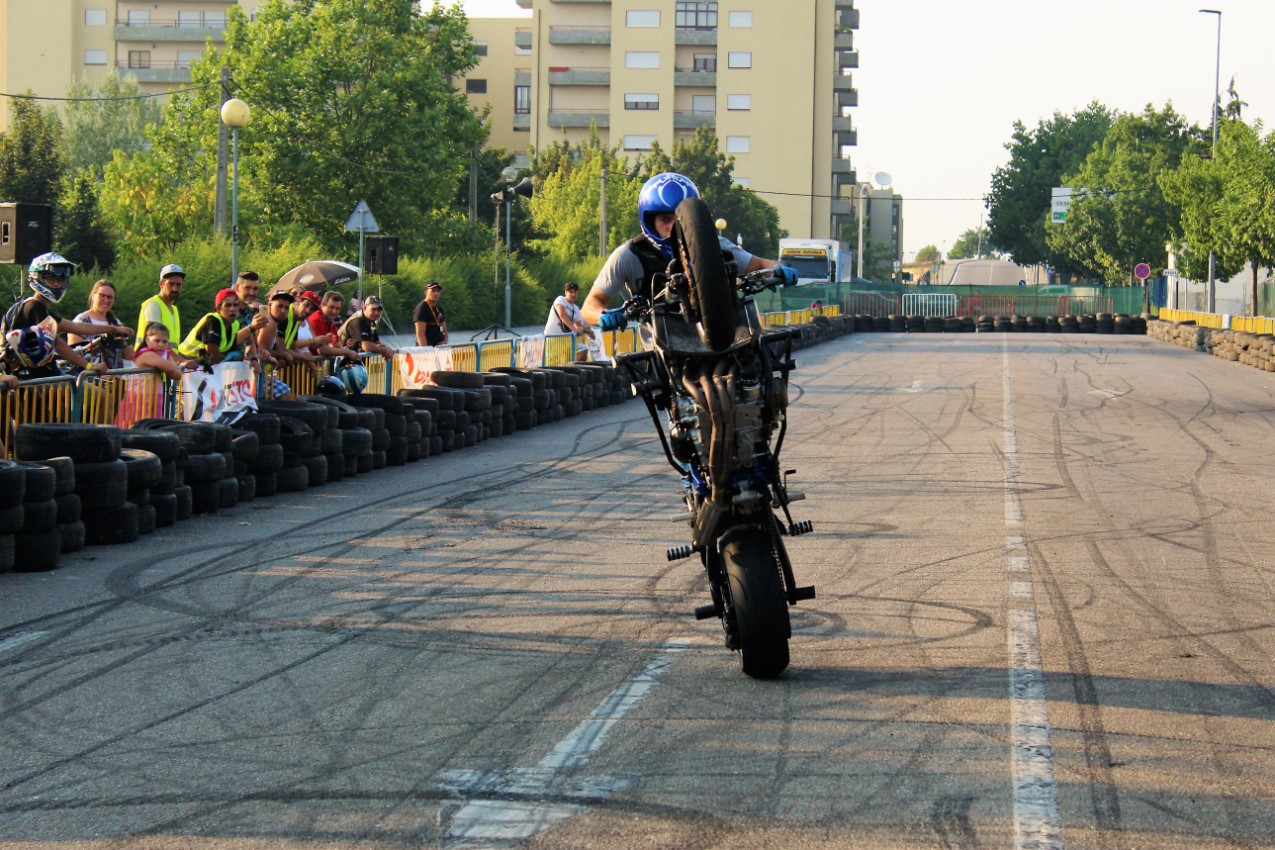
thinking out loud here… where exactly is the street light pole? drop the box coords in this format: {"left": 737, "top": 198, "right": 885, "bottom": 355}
{"left": 856, "top": 182, "right": 871, "bottom": 280}
{"left": 219, "top": 98, "right": 251, "bottom": 285}
{"left": 1201, "top": 8, "right": 1221, "bottom": 314}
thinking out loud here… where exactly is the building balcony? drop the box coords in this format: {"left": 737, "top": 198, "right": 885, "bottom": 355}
{"left": 832, "top": 74, "right": 855, "bottom": 93}
{"left": 835, "top": 128, "right": 857, "bottom": 147}
{"left": 515, "top": 29, "right": 532, "bottom": 50}
{"left": 547, "top": 110, "right": 610, "bottom": 128}
{"left": 116, "top": 62, "right": 194, "bottom": 84}
{"left": 515, "top": 0, "right": 531, "bottom": 7}
{"left": 836, "top": 87, "right": 858, "bottom": 110}
{"left": 833, "top": 170, "right": 857, "bottom": 194}
{"left": 548, "top": 26, "right": 611, "bottom": 45}
{"left": 834, "top": 30, "right": 854, "bottom": 50}
{"left": 515, "top": 69, "right": 531, "bottom": 86}
{"left": 114, "top": 22, "right": 225, "bottom": 42}
{"left": 674, "top": 68, "right": 716, "bottom": 88}
{"left": 832, "top": 115, "right": 853, "bottom": 133}
{"left": 547, "top": 67, "right": 611, "bottom": 86}
{"left": 675, "top": 29, "right": 717, "bottom": 46}
{"left": 513, "top": 112, "right": 530, "bottom": 131}
{"left": 674, "top": 110, "right": 715, "bottom": 129}
{"left": 831, "top": 198, "right": 853, "bottom": 216}
{"left": 837, "top": 7, "right": 860, "bottom": 29}
{"left": 832, "top": 156, "right": 853, "bottom": 174}
{"left": 838, "top": 50, "right": 859, "bottom": 71}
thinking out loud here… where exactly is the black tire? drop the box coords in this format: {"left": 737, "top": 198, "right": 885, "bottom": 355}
{"left": 340, "top": 428, "right": 373, "bottom": 455}
{"left": 120, "top": 448, "right": 163, "bottom": 490}
{"left": 237, "top": 412, "right": 281, "bottom": 445}
{"left": 275, "top": 415, "right": 315, "bottom": 457}
{"left": 371, "top": 449, "right": 387, "bottom": 469}
{"left": 74, "top": 459, "right": 129, "bottom": 510}
{"left": 0, "top": 504, "right": 24, "bottom": 535}
{"left": 721, "top": 524, "right": 790, "bottom": 680}
{"left": 387, "top": 435, "right": 409, "bottom": 466}
{"left": 277, "top": 463, "right": 310, "bottom": 492}
{"left": 17, "top": 462, "right": 57, "bottom": 503}
{"left": 320, "top": 427, "right": 344, "bottom": 456}
{"left": 120, "top": 428, "right": 182, "bottom": 461}
{"left": 0, "top": 460, "right": 26, "bottom": 508}
{"left": 301, "top": 454, "right": 328, "bottom": 487}
{"left": 217, "top": 476, "right": 240, "bottom": 510}
{"left": 249, "top": 442, "right": 285, "bottom": 474}
{"left": 16, "top": 423, "right": 122, "bottom": 463}
{"left": 182, "top": 451, "right": 228, "bottom": 485}
{"left": 675, "top": 197, "right": 735, "bottom": 350}
{"left": 324, "top": 452, "right": 346, "bottom": 482}
{"left": 84, "top": 501, "right": 140, "bottom": 545}
{"left": 254, "top": 472, "right": 278, "bottom": 498}
{"left": 301, "top": 395, "right": 362, "bottom": 429}
{"left": 136, "top": 502, "right": 157, "bottom": 535}
{"left": 41, "top": 457, "right": 76, "bottom": 496}
{"left": 190, "top": 481, "right": 219, "bottom": 515}
{"left": 230, "top": 429, "right": 261, "bottom": 463}
{"left": 429, "top": 435, "right": 443, "bottom": 455}
{"left": 58, "top": 520, "right": 85, "bottom": 554}
{"left": 151, "top": 491, "right": 178, "bottom": 527}
{"left": 237, "top": 474, "right": 257, "bottom": 503}
{"left": 55, "top": 492, "right": 82, "bottom": 525}
{"left": 173, "top": 484, "right": 193, "bottom": 521}
{"left": 428, "top": 370, "right": 486, "bottom": 390}
{"left": 356, "top": 452, "right": 374, "bottom": 473}
{"left": 13, "top": 528, "right": 60, "bottom": 571}
{"left": 371, "top": 427, "right": 391, "bottom": 452}
{"left": 21, "top": 498, "right": 58, "bottom": 534}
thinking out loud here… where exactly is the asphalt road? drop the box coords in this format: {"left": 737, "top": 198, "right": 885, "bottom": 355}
{"left": 1, "top": 330, "right": 1272, "bottom": 849}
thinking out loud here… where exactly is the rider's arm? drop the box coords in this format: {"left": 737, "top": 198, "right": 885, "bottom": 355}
{"left": 582, "top": 244, "right": 645, "bottom": 326}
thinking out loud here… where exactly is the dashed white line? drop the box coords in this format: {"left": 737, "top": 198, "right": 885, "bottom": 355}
{"left": 1003, "top": 338, "right": 1065, "bottom": 850}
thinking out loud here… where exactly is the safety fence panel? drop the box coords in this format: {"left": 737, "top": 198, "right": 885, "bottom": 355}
{"left": 447, "top": 343, "right": 478, "bottom": 373}
{"left": 0, "top": 377, "right": 77, "bottom": 458}
{"left": 602, "top": 328, "right": 639, "bottom": 356}
{"left": 844, "top": 293, "right": 899, "bottom": 317}
{"left": 956, "top": 295, "right": 1017, "bottom": 317}
{"left": 477, "top": 339, "right": 515, "bottom": 372}
{"left": 901, "top": 294, "right": 957, "bottom": 317}
{"left": 1230, "top": 316, "right": 1275, "bottom": 335}
{"left": 1057, "top": 295, "right": 1115, "bottom": 316}
{"left": 542, "top": 333, "right": 576, "bottom": 366}
{"left": 80, "top": 370, "right": 174, "bottom": 427}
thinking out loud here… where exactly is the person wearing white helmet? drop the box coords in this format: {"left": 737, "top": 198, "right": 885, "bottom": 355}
{"left": 580, "top": 172, "right": 795, "bottom": 332}
{"left": 0, "top": 252, "right": 132, "bottom": 380}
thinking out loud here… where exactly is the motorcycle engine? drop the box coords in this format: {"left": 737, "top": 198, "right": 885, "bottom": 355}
{"left": 733, "top": 380, "right": 766, "bottom": 466}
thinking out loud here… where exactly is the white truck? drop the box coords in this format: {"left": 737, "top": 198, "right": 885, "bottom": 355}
{"left": 776, "top": 238, "right": 854, "bottom": 285}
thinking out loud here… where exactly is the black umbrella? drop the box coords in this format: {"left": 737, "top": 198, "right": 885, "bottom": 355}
{"left": 273, "top": 260, "right": 361, "bottom": 293}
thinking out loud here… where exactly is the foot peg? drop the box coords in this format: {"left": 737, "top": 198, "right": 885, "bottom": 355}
{"left": 791, "top": 585, "right": 816, "bottom": 602}
{"left": 788, "top": 519, "right": 814, "bottom": 536}
{"left": 666, "top": 544, "right": 697, "bottom": 561}
{"left": 693, "top": 603, "right": 720, "bottom": 620}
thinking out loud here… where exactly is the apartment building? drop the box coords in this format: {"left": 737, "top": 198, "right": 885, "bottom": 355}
{"left": 463, "top": 0, "right": 861, "bottom": 242}
{"left": 0, "top": 0, "right": 261, "bottom": 131}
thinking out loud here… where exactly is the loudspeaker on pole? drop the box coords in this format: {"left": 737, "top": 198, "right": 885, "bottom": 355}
{"left": 365, "top": 235, "right": 399, "bottom": 275}
{"left": 0, "top": 203, "right": 53, "bottom": 265}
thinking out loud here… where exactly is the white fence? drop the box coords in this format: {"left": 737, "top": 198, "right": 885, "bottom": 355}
{"left": 901, "top": 294, "right": 958, "bottom": 318}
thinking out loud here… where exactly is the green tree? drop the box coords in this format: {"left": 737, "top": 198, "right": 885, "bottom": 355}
{"left": 98, "top": 148, "right": 215, "bottom": 257}
{"left": 142, "top": 0, "right": 489, "bottom": 256}
{"left": 1162, "top": 107, "right": 1275, "bottom": 313}
{"left": 947, "top": 227, "right": 996, "bottom": 259}
{"left": 915, "top": 244, "right": 941, "bottom": 264}
{"left": 1047, "top": 104, "right": 1207, "bottom": 284}
{"left": 529, "top": 129, "right": 641, "bottom": 258}
{"left": 61, "top": 73, "right": 161, "bottom": 181}
{"left": 56, "top": 175, "right": 115, "bottom": 273}
{"left": 986, "top": 103, "right": 1114, "bottom": 269}
{"left": 0, "top": 95, "right": 63, "bottom": 208}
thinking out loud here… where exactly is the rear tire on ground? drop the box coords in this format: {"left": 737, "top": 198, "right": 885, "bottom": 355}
{"left": 721, "top": 524, "right": 790, "bottom": 680}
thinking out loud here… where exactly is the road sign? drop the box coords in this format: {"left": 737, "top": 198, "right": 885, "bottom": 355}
{"left": 1050, "top": 187, "right": 1073, "bottom": 224}
{"left": 345, "top": 200, "right": 379, "bottom": 234}
{"left": 1133, "top": 262, "right": 1151, "bottom": 281}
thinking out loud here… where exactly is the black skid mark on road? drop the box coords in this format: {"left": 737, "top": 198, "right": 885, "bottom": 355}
{"left": 929, "top": 794, "right": 979, "bottom": 850}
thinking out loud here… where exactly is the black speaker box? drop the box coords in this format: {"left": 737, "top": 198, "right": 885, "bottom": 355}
{"left": 0, "top": 203, "right": 53, "bottom": 265}
{"left": 366, "top": 236, "right": 399, "bottom": 276}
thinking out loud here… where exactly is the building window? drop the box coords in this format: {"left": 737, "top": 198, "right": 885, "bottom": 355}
{"left": 692, "top": 53, "right": 717, "bottom": 72}
{"left": 625, "top": 51, "right": 660, "bottom": 69}
{"left": 727, "top": 52, "right": 752, "bottom": 69}
{"left": 126, "top": 10, "right": 149, "bottom": 26}
{"left": 176, "top": 50, "right": 201, "bottom": 69}
{"left": 625, "top": 93, "right": 659, "bottom": 110}
{"left": 84, "top": 9, "right": 107, "bottom": 25}
{"left": 466, "top": 79, "right": 487, "bottom": 94}
{"left": 676, "top": 1, "right": 717, "bottom": 30}
{"left": 725, "top": 135, "right": 750, "bottom": 153}
{"left": 514, "top": 43, "right": 531, "bottom": 56}
{"left": 692, "top": 95, "right": 715, "bottom": 114}
{"left": 726, "top": 93, "right": 751, "bottom": 111}
{"left": 474, "top": 42, "right": 488, "bottom": 57}
{"left": 729, "top": 11, "right": 753, "bottom": 28}
{"left": 514, "top": 85, "right": 531, "bottom": 114}
{"left": 178, "top": 10, "right": 201, "bottom": 26}
{"left": 626, "top": 10, "right": 660, "bottom": 27}
{"left": 83, "top": 49, "right": 107, "bottom": 65}
{"left": 205, "top": 10, "right": 226, "bottom": 27}
{"left": 128, "top": 50, "right": 151, "bottom": 69}
{"left": 624, "top": 134, "right": 658, "bottom": 151}
{"left": 733, "top": 176, "right": 750, "bottom": 188}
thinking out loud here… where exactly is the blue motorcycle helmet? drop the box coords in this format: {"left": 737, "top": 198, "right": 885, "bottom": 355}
{"left": 337, "top": 361, "right": 368, "bottom": 395}
{"left": 638, "top": 172, "right": 700, "bottom": 258}
{"left": 28, "top": 252, "right": 76, "bottom": 304}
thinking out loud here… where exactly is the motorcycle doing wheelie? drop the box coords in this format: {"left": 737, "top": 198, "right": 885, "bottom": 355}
{"left": 613, "top": 197, "right": 816, "bottom": 679}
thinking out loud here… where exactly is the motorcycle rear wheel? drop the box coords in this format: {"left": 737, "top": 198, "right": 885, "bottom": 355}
{"left": 721, "top": 524, "right": 790, "bottom": 679}
{"left": 674, "top": 197, "right": 736, "bottom": 351}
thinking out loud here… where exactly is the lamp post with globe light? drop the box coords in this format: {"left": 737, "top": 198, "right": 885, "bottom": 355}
{"left": 220, "top": 98, "right": 250, "bottom": 283}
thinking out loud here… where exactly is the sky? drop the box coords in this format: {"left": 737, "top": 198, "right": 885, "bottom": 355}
{"left": 459, "top": 0, "right": 1275, "bottom": 257}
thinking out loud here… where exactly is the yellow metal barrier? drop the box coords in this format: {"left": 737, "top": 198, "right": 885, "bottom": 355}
{"left": 448, "top": 343, "right": 478, "bottom": 372}
{"left": 478, "top": 339, "right": 514, "bottom": 372}
{"left": 364, "top": 354, "right": 388, "bottom": 394}
{"left": 81, "top": 370, "right": 171, "bottom": 427}
{"left": 543, "top": 334, "right": 575, "bottom": 366}
{"left": 0, "top": 378, "right": 76, "bottom": 458}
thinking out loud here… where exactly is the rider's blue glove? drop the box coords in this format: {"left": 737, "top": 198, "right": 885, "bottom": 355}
{"left": 599, "top": 307, "right": 629, "bottom": 332}
{"left": 775, "top": 265, "right": 799, "bottom": 287}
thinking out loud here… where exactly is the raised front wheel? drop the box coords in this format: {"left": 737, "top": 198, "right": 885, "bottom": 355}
{"left": 720, "top": 524, "right": 790, "bottom": 679}
{"left": 674, "top": 197, "right": 736, "bottom": 351}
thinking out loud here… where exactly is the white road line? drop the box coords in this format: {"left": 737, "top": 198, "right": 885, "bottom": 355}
{"left": 440, "top": 638, "right": 690, "bottom": 848}
{"left": 1003, "top": 339, "right": 1065, "bottom": 850}
{"left": 0, "top": 631, "right": 46, "bottom": 655}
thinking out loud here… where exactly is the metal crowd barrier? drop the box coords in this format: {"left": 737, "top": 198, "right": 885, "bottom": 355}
{"left": 1159, "top": 308, "right": 1275, "bottom": 334}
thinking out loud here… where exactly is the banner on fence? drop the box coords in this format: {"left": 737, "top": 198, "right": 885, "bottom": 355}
{"left": 397, "top": 346, "right": 453, "bottom": 389}
{"left": 518, "top": 335, "right": 546, "bottom": 368}
{"left": 180, "top": 361, "right": 257, "bottom": 423}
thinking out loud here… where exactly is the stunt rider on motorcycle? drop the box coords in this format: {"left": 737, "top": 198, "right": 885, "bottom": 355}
{"left": 580, "top": 172, "right": 797, "bottom": 336}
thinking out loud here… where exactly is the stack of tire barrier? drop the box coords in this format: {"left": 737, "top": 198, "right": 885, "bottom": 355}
{"left": 120, "top": 428, "right": 184, "bottom": 528}
{"left": 237, "top": 413, "right": 284, "bottom": 496}
{"left": 135, "top": 420, "right": 242, "bottom": 516}
{"left": 345, "top": 394, "right": 420, "bottom": 467}
{"left": 299, "top": 396, "right": 378, "bottom": 477}
{"left": 12, "top": 459, "right": 63, "bottom": 571}
{"left": 257, "top": 399, "right": 340, "bottom": 489}
{"left": 1205, "top": 328, "right": 1275, "bottom": 372}
{"left": 1148, "top": 319, "right": 1210, "bottom": 352}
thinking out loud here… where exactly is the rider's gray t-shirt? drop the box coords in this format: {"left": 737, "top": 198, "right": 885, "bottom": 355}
{"left": 590, "top": 236, "right": 756, "bottom": 305}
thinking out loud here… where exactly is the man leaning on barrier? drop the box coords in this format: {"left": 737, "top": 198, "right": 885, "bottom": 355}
{"left": 0, "top": 252, "right": 132, "bottom": 381}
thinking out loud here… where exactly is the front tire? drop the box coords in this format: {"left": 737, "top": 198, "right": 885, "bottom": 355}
{"left": 675, "top": 197, "right": 736, "bottom": 351}
{"left": 721, "top": 524, "right": 790, "bottom": 679}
